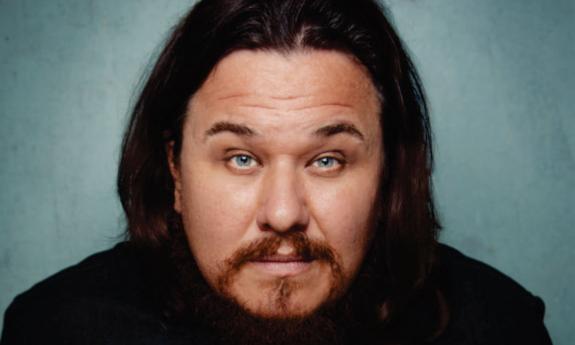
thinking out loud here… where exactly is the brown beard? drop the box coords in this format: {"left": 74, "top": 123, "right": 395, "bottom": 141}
{"left": 216, "top": 232, "right": 345, "bottom": 316}
{"left": 163, "top": 229, "right": 390, "bottom": 345}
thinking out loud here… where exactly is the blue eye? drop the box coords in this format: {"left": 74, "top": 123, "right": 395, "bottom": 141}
{"left": 314, "top": 157, "right": 339, "bottom": 169}
{"left": 231, "top": 154, "right": 255, "bottom": 168}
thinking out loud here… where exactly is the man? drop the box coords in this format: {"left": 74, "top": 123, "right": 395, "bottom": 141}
{"left": 1, "top": 0, "right": 551, "bottom": 344}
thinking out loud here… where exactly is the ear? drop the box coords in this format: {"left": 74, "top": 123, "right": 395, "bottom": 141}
{"left": 166, "top": 141, "right": 182, "bottom": 213}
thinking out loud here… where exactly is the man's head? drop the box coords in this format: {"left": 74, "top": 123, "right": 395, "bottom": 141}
{"left": 118, "top": 0, "right": 439, "bottom": 331}
{"left": 168, "top": 49, "right": 382, "bottom": 317}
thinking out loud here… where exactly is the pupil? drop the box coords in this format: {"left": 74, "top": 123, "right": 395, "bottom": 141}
{"left": 237, "top": 155, "right": 250, "bottom": 165}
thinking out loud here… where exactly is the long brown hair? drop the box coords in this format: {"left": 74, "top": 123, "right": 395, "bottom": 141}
{"left": 117, "top": 0, "right": 444, "bottom": 341}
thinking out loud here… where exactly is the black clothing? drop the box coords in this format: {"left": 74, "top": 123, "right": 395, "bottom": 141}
{"left": 0, "top": 243, "right": 552, "bottom": 345}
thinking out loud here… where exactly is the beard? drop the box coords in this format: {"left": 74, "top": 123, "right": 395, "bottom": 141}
{"left": 163, "top": 229, "right": 389, "bottom": 345}
{"left": 215, "top": 231, "right": 346, "bottom": 317}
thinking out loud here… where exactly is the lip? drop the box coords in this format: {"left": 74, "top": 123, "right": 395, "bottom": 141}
{"left": 250, "top": 256, "right": 313, "bottom": 276}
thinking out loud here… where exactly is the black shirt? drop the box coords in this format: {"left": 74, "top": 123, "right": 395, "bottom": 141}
{"left": 0, "top": 243, "right": 552, "bottom": 345}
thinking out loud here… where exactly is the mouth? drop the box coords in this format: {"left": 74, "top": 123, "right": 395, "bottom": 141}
{"left": 249, "top": 255, "right": 314, "bottom": 276}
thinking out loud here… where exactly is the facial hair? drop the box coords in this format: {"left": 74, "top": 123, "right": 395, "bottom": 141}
{"left": 215, "top": 231, "right": 345, "bottom": 316}
{"left": 164, "top": 230, "right": 390, "bottom": 345}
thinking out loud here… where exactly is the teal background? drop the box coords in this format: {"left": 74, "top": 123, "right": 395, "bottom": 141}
{"left": 0, "top": 0, "right": 573, "bottom": 343}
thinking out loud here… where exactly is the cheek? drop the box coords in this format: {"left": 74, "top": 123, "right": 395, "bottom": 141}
{"left": 177, "top": 163, "right": 258, "bottom": 280}
{"left": 307, "top": 173, "right": 379, "bottom": 276}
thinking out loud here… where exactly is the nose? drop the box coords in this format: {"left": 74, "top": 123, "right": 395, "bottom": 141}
{"left": 256, "top": 162, "right": 309, "bottom": 234}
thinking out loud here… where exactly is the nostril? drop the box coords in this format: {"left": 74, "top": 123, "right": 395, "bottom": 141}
{"left": 258, "top": 220, "right": 308, "bottom": 234}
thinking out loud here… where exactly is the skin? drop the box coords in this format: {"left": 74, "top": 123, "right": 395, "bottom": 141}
{"left": 169, "top": 49, "right": 383, "bottom": 318}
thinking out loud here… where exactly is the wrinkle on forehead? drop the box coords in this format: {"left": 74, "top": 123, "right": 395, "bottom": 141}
{"left": 235, "top": 102, "right": 354, "bottom": 112}
{"left": 193, "top": 50, "right": 378, "bottom": 110}
{"left": 186, "top": 49, "right": 382, "bottom": 152}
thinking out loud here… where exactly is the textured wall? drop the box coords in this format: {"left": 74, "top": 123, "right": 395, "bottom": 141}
{"left": 0, "top": 0, "right": 573, "bottom": 343}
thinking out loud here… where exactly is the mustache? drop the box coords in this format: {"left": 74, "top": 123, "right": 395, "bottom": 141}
{"left": 226, "top": 232, "right": 340, "bottom": 272}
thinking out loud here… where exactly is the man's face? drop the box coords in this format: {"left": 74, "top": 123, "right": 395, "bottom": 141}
{"left": 169, "top": 49, "right": 382, "bottom": 318}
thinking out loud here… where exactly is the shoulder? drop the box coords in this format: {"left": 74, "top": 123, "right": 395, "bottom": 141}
{"left": 435, "top": 244, "right": 552, "bottom": 345}
{"left": 0, "top": 243, "right": 172, "bottom": 345}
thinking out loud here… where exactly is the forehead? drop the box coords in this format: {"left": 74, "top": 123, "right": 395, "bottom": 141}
{"left": 186, "top": 49, "right": 381, "bottom": 144}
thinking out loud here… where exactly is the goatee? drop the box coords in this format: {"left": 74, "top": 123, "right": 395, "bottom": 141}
{"left": 165, "top": 230, "right": 389, "bottom": 345}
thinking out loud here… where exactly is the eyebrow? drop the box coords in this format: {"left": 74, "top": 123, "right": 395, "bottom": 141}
{"left": 204, "top": 121, "right": 258, "bottom": 139}
{"left": 312, "top": 122, "right": 365, "bottom": 141}
{"left": 204, "top": 121, "right": 365, "bottom": 141}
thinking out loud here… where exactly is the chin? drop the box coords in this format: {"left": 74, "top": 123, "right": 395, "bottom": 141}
{"left": 228, "top": 276, "right": 336, "bottom": 319}
{"left": 240, "top": 298, "right": 323, "bottom": 320}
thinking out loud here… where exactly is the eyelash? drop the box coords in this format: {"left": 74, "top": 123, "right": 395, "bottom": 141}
{"left": 310, "top": 156, "right": 345, "bottom": 170}
{"left": 228, "top": 154, "right": 258, "bottom": 169}
{"left": 225, "top": 153, "right": 346, "bottom": 173}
